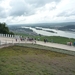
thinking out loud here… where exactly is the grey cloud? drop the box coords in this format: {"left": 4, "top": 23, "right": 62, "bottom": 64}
{"left": 49, "top": 6, "right": 56, "bottom": 10}
{"left": 9, "top": 0, "right": 35, "bottom": 16}
{"left": 25, "top": 0, "right": 60, "bottom": 7}
{"left": 0, "top": 7, "right": 3, "bottom": 11}
{"left": 0, "top": 0, "right": 3, "bottom": 2}
{"left": 0, "top": 0, "right": 9, "bottom": 18}
{"left": 0, "top": 7, "right": 7, "bottom": 18}
{"left": 9, "top": 0, "right": 60, "bottom": 17}
{"left": 57, "top": 12, "right": 67, "bottom": 17}
{"left": 57, "top": 11, "right": 75, "bottom": 17}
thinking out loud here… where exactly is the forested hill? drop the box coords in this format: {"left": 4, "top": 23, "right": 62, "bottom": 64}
{"left": 0, "top": 22, "right": 14, "bottom": 34}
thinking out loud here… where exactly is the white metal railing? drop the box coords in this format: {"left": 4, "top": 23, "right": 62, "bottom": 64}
{"left": 0, "top": 33, "right": 23, "bottom": 39}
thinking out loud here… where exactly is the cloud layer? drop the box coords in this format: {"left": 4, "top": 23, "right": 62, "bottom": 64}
{"left": 0, "top": 0, "right": 75, "bottom": 24}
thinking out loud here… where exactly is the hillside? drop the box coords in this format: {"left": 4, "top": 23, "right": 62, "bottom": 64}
{"left": 0, "top": 46, "right": 75, "bottom": 75}
{"left": 58, "top": 25, "right": 75, "bottom": 32}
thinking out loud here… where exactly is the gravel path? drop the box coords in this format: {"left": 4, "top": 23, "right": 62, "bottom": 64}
{"left": 36, "top": 41, "right": 75, "bottom": 51}
{"left": 0, "top": 37, "right": 75, "bottom": 51}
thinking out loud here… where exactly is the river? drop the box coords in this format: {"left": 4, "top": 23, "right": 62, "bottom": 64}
{"left": 22, "top": 26, "right": 75, "bottom": 39}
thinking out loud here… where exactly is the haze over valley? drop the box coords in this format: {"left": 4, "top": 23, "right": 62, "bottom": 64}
{"left": 9, "top": 22, "right": 75, "bottom": 38}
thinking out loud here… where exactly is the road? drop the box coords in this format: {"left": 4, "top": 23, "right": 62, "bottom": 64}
{"left": 0, "top": 37, "right": 75, "bottom": 51}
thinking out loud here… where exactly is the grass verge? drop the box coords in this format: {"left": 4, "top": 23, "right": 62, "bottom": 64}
{"left": 16, "top": 43, "right": 75, "bottom": 56}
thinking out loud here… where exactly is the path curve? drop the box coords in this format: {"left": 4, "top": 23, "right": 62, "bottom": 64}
{"left": 0, "top": 37, "right": 75, "bottom": 51}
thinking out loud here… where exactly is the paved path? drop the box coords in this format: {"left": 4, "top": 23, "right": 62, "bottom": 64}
{"left": 0, "top": 37, "right": 75, "bottom": 51}
{"left": 36, "top": 41, "right": 75, "bottom": 51}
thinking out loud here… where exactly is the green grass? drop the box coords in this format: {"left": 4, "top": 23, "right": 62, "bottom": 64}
{"left": 17, "top": 43, "right": 75, "bottom": 55}
{"left": 0, "top": 46, "right": 75, "bottom": 75}
{"left": 15, "top": 33, "right": 29, "bottom": 37}
{"left": 33, "top": 36, "right": 75, "bottom": 44}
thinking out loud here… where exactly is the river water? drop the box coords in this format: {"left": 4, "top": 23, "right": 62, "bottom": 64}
{"left": 22, "top": 26, "right": 75, "bottom": 39}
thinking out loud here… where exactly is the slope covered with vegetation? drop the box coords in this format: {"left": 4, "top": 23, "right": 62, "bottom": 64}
{"left": 0, "top": 46, "right": 75, "bottom": 75}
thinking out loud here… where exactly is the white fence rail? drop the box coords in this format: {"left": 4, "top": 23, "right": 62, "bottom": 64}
{"left": 0, "top": 34, "right": 14, "bottom": 38}
{"left": 0, "top": 34, "right": 22, "bottom": 38}
{"left": 0, "top": 33, "right": 22, "bottom": 45}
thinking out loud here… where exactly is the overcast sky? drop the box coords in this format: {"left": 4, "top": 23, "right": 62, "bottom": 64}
{"left": 0, "top": 0, "right": 75, "bottom": 24}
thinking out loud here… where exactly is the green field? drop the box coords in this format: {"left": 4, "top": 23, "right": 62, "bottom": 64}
{"left": 0, "top": 46, "right": 75, "bottom": 75}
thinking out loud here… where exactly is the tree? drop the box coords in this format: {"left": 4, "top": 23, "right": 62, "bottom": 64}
{"left": 0, "top": 22, "right": 14, "bottom": 34}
